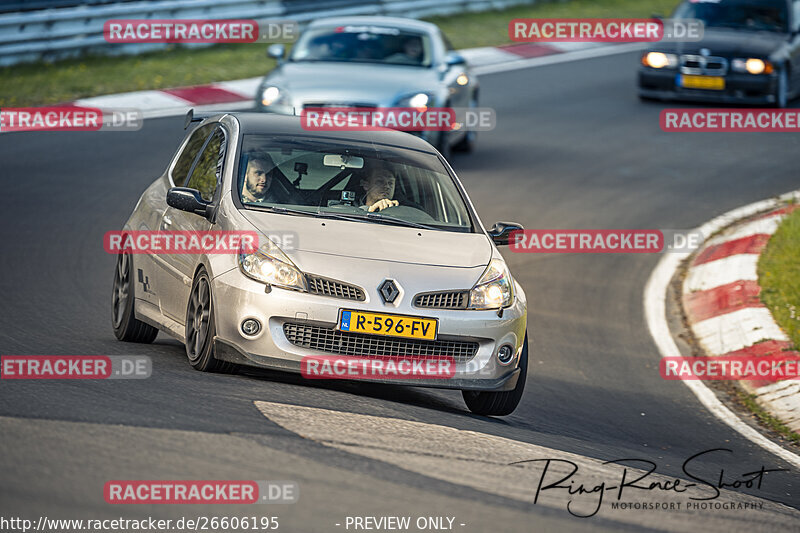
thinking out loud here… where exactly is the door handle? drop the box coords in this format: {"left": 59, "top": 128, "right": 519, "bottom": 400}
{"left": 162, "top": 216, "right": 173, "bottom": 228}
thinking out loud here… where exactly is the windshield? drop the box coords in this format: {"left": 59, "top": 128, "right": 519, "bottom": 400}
{"left": 236, "top": 135, "right": 473, "bottom": 233}
{"left": 674, "top": 0, "right": 789, "bottom": 33}
{"left": 290, "top": 25, "right": 433, "bottom": 67}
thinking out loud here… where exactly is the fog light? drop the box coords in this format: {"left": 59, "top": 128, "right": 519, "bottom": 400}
{"left": 241, "top": 319, "right": 261, "bottom": 336}
{"left": 497, "top": 345, "right": 514, "bottom": 365}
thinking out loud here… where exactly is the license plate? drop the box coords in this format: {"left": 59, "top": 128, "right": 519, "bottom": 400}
{"left": 679, "top": 74, "right": 725, "bottom": 90}
{"left": 338, "top": 310, "right": 438, "bottom": 340}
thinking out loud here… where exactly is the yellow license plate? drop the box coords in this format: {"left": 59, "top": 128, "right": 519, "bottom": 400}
{"left": 680, "top": 75, "right": 725, "bottom": 90}
{"left": 338, "top": 310, "right": 437, "bottom": 340}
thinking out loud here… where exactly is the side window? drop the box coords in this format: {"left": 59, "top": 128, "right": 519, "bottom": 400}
{"left": 172, "top": 124, "right": 215, "bottom": 185}
{"left": 794, "top": 1, "right": 800, "bottom": 32}
{"left": 186, "top": 127, "right": 226, "bottom": 202}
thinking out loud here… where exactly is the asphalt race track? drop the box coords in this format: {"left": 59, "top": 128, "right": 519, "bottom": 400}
{"left": 1, "top": 51, "right": 800, "bottom": 532}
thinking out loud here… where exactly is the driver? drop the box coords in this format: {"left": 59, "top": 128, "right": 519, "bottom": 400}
{"left": 386, "top": 36, "right": 423, "bottom": 64}
{"left": 242, "top": 154, "right": 278, "bottom": 203}
{"left": 360, "top": 164, "right": 399, "bottom": 212}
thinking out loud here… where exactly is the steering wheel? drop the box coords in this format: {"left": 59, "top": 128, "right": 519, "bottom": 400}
{"left": 377, "top": 204, "right": 436, "bottom": 222}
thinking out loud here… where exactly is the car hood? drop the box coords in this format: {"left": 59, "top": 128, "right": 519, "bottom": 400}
{"left": 264, "top": 62, "right": 441, "bottom": 105}
{"left": 653, "top": 28, "right": 788, "bottom": 57}
{"left": 241, "top": 210, "right": 492, "bottom": 268}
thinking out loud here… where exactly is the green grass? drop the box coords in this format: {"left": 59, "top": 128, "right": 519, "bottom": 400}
{"left": 0, "top": 0, "right": 680, "bottom": 107}
{"left": 429, "top": 0, "right": 681, "bottom": 50}
{"left": 758, "top": 207, "right": 800, "bottom": 350}
{"left": 735, "top": 388, "right": 800, "bottom": 445}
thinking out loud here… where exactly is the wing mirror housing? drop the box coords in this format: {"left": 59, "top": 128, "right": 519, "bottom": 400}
{"left": 445, "top": 52, "right": 467, "bottom": 67}
{"left": 488, "top": 221, "right": 524, "bottom": 246}
{"left": 267, "top": 43, "right": 286, "bottom": 61}
{"left": 167, "top": 187, "right": 214, "bottom": 220}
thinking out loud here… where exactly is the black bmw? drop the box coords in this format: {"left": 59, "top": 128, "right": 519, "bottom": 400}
{"left": 639, "top": 0, "right": 800, "bottom": 107}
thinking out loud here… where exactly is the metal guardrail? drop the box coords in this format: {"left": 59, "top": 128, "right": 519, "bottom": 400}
{"left": 0, "top": 0, "right": 538, "bottom": 66}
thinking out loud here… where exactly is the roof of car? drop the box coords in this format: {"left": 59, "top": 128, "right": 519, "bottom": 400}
{"left": 307, "top": 16, "right": 439, "bottom": 35}
{"left": 222, "top": 112, "right": 439, "bottom": 154}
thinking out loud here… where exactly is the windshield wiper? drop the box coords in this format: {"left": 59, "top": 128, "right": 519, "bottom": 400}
{"left": 248, "top": 205, "right": 319, "bottom": 217}
{"left": 247, "top": 204, "right": 439, "bottom": 230}
{"left": 316, "top": 211, "right": 438, "bottom": 230}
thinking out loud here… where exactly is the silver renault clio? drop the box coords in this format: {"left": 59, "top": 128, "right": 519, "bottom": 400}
{"left": 111, "top": 112, "right": 528, "bottom": 415}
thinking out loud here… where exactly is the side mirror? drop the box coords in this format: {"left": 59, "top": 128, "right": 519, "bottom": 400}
{"left": 167, "top": 187, "right": 212, "bottom": 219}
{"left": 445, "top": 52, "right": 467, "bottom": 67}
{"left": 488, "top": 221, "right": 524, "bottom": 246}
{"left": 267, "top": 43, "right": 286, "bottom": 60}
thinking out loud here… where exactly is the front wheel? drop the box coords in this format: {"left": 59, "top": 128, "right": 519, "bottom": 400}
{"left": 462, "top": 334, "right": 528, "bottom": 416}
{"left": 185, "top": 268, "right": 236, "bottom": 373}
{"left": 773, "top": 68, "right": 789, "bottom": 109}
{"left": 453, "top": 96, "right": 478, "bottom": 153}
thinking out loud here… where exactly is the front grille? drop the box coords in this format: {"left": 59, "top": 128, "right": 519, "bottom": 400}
{"left": 303, "top": 102, "right": 377, "bottom": 110}
{"left": 680, "top": 54, "right": 728, "bottom": 76}
{"left": 283, "top": 323, "right": 478, "bottom": 363}
{"left": 414, "top": 291, "right": 469, "bottom": 309}
{"left": 306, "top": 274, "right": 365, "bottom": 301}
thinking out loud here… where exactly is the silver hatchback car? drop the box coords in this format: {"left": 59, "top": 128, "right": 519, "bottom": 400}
{"left": 256, "top": 16, "right": 479, "bottom": 158}
{"left": 111, "top": 112, "right": 528, "bottom": 415}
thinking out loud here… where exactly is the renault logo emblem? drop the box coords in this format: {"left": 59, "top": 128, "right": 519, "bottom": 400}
{"left": 379, "top": 280, "right": 399, "bottom": 304}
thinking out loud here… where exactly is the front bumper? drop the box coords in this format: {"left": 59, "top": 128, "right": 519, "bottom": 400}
{"left": 210, "top": 267, "right": 527, "bottom": 391}
{"left": 638, "top": 68, "right": 777, "bottom": 105}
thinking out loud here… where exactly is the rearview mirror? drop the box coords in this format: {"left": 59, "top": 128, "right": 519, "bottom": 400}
{"left": 323, "top": 154, "right": 364, "bottom": 169}
{"left": 488, "top": 221, "right": 524, "bottom": 246}
{"left": 167, "top": 187, "right": 212, "bottom": 219}
{"left": 267, "top": 43, "right": 286, "bottom": 60}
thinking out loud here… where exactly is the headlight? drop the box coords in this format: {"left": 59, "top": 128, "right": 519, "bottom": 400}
{"left": 396, "top": 92, "right": 432, "bottom": 110}
{"left": 239, "top": 239, "right": 306, "bottom": 292}
{"left": 469, "top": 259, "right": 514, "bottom": 310}
{"left": 642, "top": 52, "right": 678, "bottom": 69}
{"left": 261, "top": 85, "right": 290, "bottom": 107}
{"left": 732, "top": 58, "right": 773, "bottom": 75}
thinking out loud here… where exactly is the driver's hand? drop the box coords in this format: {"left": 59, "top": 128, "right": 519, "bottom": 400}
{"left": 368, "top": 199, "right": 399, "bottom": 212}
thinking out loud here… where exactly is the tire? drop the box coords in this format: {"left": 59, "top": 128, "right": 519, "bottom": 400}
{"left": 436, "top": 129, "right": 452, "bottom": 160}
{"left": 111, "top": 252, "right": 158, "bottom": 343}
{"left": 462, "top": 334, "right": 528, "bottom": 416}
{"left": 453, "top": 96, "right": 478, "bottom": 153}
{"left": 185, "top": 268, "right": 236, "bottom": 373}
{"left": 773, "top": 68, "right": 789, "bottom": 109}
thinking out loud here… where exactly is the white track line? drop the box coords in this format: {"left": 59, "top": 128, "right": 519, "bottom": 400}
{"left": 644, "top": 190, "right": 800, "bottom": 469}
{"left": 472, "top": 42, "right": 646, "bottom": 76}
{"left": 132, "top": 43, "right": 646, "bottom": 121}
